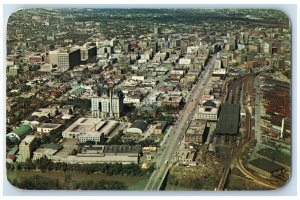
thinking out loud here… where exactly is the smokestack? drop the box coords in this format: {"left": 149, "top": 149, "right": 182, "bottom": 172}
{"left": 280, "top": 118, "right": 285, "bottom": 139}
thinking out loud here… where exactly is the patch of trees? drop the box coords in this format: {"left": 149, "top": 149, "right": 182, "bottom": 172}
{"left": 138, "top": 138, "right": 159, "bottom": 147}
{"left": 8, "top": 175, "right": 60, "bottom": 190}
{"left": 126, "top": 109, "right": 175, "bottom": 125}
{"left": 108, "top": 132, "right": 158, "bottom": 147}
{"left": 62, "top": 99, "right": 91, "bottom": 110}
{"left": 78, "top": 180, "right": 126, "bottom": 190}
{"left": 8, "top": 174, "right": 126, "bottom": 190}
{"left": 8, "top": 157, "right": 154, "bottom": 177}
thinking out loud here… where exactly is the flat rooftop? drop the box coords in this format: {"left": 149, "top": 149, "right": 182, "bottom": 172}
{"left": 38, "top": 123, "right": 62, "bottom": 129}
{"left": 257, "top": 148, "right": 290, "bottom": 166}
{"left": 249, "top": 158, "right": 284, "bottom": 173}
{"left": 63, "top": 118, "right": 105, "bottom": 133}
{"left": 21, "top": 135, "right": 36, "bottom": 144}
{"left": 215, "top": 103, "right": 240, "bottom": 136}
{"left": 82, "top": 145, "right": 141, "bottom": 154}
{"left": 34, "top": 148, "right": 59, "bottom": 156}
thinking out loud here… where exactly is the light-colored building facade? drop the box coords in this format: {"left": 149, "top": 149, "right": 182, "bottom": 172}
{"left": 91, "top": 87, "right": 124, "bottom": 119}
{"left": 49, "top": 48, "right": 81, "bottom": 72}
{"left": 37, "top": 123, "right": 62, "bottom": 134}
{"left": 196, "top": 100, "right": 220, "bottom": 121}
{"left": 62, "top": 118, "right": 119, "bottom": 143}
{"left": 17, "top": 135, "right": 37, "bottom": 162}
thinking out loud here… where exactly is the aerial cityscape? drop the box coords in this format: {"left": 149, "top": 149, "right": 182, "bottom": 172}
{"left": 5, "top": 8, "right": 291, "bottom": 191}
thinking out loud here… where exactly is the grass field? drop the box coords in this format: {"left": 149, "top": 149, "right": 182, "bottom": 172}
{"left": 227, "top": 174, "right": 270, "bottom": 190}
{"left": 6, "top": 170, "right": 150, "bottom": 190}
{"left": 165, "top": 183, "right": 193, "bottom": 191}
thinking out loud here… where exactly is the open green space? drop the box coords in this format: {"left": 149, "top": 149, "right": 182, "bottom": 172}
{"left": 227, "top": 174, "right": 270, "bottom": 190}
{"left": 6, "top": 170, "right": 150, "bottom": 190}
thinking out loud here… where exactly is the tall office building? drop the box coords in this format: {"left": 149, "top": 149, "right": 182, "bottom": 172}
{"left": 154, "top": 26, "right": 162, "bottom": 34}
{"left": 49, "top": 48, "right": 81, "bottom": 72}
{"left": 80, "top": 46, "right": 97, "bottom": 62}
{"left": 91, "top": 85, "right": 124, "bottom": 119}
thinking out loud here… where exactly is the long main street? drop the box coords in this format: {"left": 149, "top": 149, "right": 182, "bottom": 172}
{"left": 144, "top": 54, "right": 217, "bottom": 191}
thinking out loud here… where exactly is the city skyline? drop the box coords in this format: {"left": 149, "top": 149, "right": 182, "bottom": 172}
{"left": 5, "top": 8, "right": 291, "bottom": 191}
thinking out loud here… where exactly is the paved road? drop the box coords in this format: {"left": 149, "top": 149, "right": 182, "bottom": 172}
{"left": 144, "top": 54, "right": 217, "bottom": 191}
{"left": 254, "top": 75, "right": 262, "bottom": 144}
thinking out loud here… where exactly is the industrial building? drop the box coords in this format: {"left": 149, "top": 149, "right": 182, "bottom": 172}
{"left": 126, "top": 120, "right": 148, "bottom": 135}
{"left": 53, "top": 145, "right": 141, "bottom": 164}
{"left": 214, "top": 103, "right": 240, "bottom": 144}
{"left": 62, "top": 117, "right": 119, "bottom": 143}
{"left": 256, "top": 148, "right": 291, "bottom": 170}
{"left": 33, "top": 143, "right": 63, "bottom": 160}
{"left": 248, "top": 158, "right": 285, "bottom": 178}
{"left": 37, "top": 123, "right": 62, "bottom": 134}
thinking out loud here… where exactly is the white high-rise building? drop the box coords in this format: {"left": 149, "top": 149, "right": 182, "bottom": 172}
{"left": 91, "top": 86, "right": 124, "bottom": 119}
{"left": 49, "top": 50, "right": 59, "bottom": 65}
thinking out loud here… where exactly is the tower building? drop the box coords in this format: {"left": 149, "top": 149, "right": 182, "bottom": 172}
{"left": 91, "top": 84, "right": 124, "bottom": 119}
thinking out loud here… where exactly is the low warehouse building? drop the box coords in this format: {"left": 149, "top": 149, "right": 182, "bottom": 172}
{"left": 62, "top": 117, "right": 119, "bottom": 143}
{"left": 215, "top": 103, "right": 240, "bottom": 145}
{"left": 126, "top": 120, "right": 148, "bottom": 135}
{"left": 33, "top": 143, "right": 63, "bottom": 160}
{"left": 248, "top": 158, "right": 284, "bottom": 178}
{"left": 37, "top": 123, "right": 62, "bottom": 134}
{"left": 256, "top": 148, "right": 291, "bottom": 170}
{"left": 52, "top": 145, "right": 142, "bottom": 164}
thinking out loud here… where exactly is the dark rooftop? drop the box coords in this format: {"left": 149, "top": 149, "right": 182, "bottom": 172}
{"left": 82, "top": 145, "right": 142, "bottom": 154}
{"left": 39, "top": 123, "right": 61, "bottom": 129}
{"left": 40, "top": 143, "right": 63, "bottom": 150}
{"left": 257, "top": 148, "right": 290, "bottom": 166}
{"left": 249, "top": 158, "right": 284, "bottom": 173}
{"left": 130, "top": 120, "right": 148, "bottom": 132}
{"left": 203, "top": 100, "right": 216, "bottom": 108}
{"left": 104, "top": 145, "right": 141, "bottom": 154}
{"left": 215, "top": 103, "right": 240, "bottom": 135}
